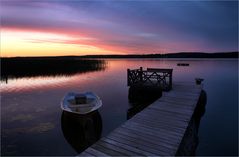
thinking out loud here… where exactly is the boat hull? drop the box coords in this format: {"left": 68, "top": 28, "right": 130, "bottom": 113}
{"left": 61, "top": 92, "right": 102, "bottom": 115}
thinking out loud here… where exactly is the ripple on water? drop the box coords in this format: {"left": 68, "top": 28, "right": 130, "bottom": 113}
{"left": 3, "top": 122, "right": 55, "bottom": 135}
{"left": 0, "top": 75, "right": 74, "bottom": 93}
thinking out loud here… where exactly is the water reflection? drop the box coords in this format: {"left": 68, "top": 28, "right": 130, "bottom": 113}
{"left": 61, "top": 111, "right": 102, "bottom": 153}
{"left": 1, "top": 59, "right": 237, "bottom": 156}
{"left": 177, "top": 90, "right": 207, "bottom": 156}
{"left": 127, "top": 86, "right": 162, "bottom": 119}
{"left": 194, "top": 90, "right": 207, "bottom": 130}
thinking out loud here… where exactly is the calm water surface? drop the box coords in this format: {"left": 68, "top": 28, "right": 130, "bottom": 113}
{"left": 1, "top": 59, "right": 238, "bottom": 156}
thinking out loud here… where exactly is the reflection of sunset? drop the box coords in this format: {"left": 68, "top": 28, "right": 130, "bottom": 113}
{"left": 0, "top": 59, "right": 213, "bottom": 93}
{"left": 0, "top": 70, "right": 105, "bottom": 93}
{"left": 0, "top": 75, "right": 73, "bottom": 92}
{"left": 107, "top": 59, "right": 176, "bottom": 71}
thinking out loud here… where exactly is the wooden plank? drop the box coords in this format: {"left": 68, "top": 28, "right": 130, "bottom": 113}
{"left": 113, "top": 127, "right": 177, "bottom": 148}
{"left": 130, "top": 114, "right": 186, "bottom": 133}
{"left": 91, "top": 143, "right": 126, "bottom": 156}
{"left": 115, "top": 125, "right": 181, "bottom": 144}
{"left": 101, "top": 137, "right": 156, "bottom": 156}
{"left": 77, "top": 151, "right": 93, "bottom": 156}
{"left": 131, "top": 113, "right": 189, "bottom": 127}
{"left": 129, "top": 117, "right": 187, "bottom": 134}
{"left": 169, "top": 89, "right": 200, "bottom": 95}
{"left": 150, "top": 104, "right": 194, "bottom": 113}
{"left": 150, "top": 105, "right": 194, "bottom": 116}
{"left": 164, "top": 91, "right": 200, "bottom": 97}
{"left": 97, "top": 140, "right": 141, "bottom": 156}
{"left": 131, "top": 113, "right": 189, "bottom": 129}
{"left": 79, "top": 83, "right": 202, "bottom": 156}
{"left": 165, "top": 90, "right": 200, "bottom": 95}
{"left": 162, "top": 96, "right": 198, "bottom": 103}
{"left": 107, "top": 132, "right": 171, "bottom": 156}
{"left": 142, "top": 107, "right": 192, "bottom": 119}
{"left": 161, "top": 95, "right": 198, "bottom": 103}
{"left": 162, "top": 96, "right": 198, "bottom": 104}
{"left": 125, "top": 121, "right": 181, "bottom": 138}
{"left": 126, "top": 118, "right": 187, "bottom": 135}
{"left": 109, "top": 130, "right": 174, "bottom": 155}
{"left": 150, "top": 101, "right": 195, "bottom": 109}
{"left": 136, "top": 111, "right": 192, "bottom": 128}
{"left": 84, "top": 147, "right": 110, "bottom": 156}
{"left": 98, "top": 139, "right": 144, "bottom": 156}
{"left": 135, "top": 106, "right": 191, "bottom": 120}
{"left": 121, "top": 124, "right": 182, "bottom": 144}
{"left": 148, "top": 104, "right": 195, "bottom": 114}
{"left": 169, "top": 88, "right": 200, "bottom": 94}
{"left": 143, "top": 108, "right": 191, "bottom": 120}
{"left": 150, "top": 105, "right": 195, "bottom": 115}
{"left": 156, "top": 98, "right": 197, "bottom": 107}
{"left": 158, "top": 96, "right": 198, "bottom": 103}
{"left": 129, "top": 116, "right": 187, "bottom": 133}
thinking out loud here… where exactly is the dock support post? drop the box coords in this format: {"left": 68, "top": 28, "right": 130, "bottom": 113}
{"left": 127, "top": 69, "right": 130, "bottom": 86}
{"left": 5, "top": 75, "right": 8, "bottom": 84}
{"left": 139, "top": 67, "right": 143, "bottom": 83}
{"left": 169, "top": 71, "right": 172, "bottom": 90}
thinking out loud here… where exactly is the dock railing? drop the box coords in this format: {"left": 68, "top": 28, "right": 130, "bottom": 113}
{"left": 127, "top": 67, "right": 173, "bottom": 91}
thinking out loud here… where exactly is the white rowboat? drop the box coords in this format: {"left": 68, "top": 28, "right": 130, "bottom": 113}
{"left": 61, "top": 92, "right": 102, "bottom": 114}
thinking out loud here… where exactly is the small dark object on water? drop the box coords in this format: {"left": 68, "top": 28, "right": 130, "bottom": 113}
{"left": 195, "top": 78, "right": 204, "bottom": 85}
{"left": 177, "top": 63, "right": 189, "bottom": 66}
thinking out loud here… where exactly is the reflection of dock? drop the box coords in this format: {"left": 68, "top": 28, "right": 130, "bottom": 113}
{"left": 79, "top": 82, "right": 204, "bottom": 156}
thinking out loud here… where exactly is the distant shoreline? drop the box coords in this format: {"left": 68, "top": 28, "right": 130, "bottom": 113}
{"left": 81, "top": 52, "right": 238, "bottom": 59}
{"left": 1, "top": 52, "right": 238, "bottom": 59}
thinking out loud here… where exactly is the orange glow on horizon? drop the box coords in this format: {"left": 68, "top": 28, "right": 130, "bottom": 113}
{"left": 0, "top": 28, "right": 125, "bottom": 57}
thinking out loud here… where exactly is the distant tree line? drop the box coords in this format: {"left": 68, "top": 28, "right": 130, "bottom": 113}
{"left": 80, "top": 52, "right": 238, "bottom": 58}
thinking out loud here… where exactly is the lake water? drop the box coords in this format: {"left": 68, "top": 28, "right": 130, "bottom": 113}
{"left": 1, "top": 59, "right": 238, "bottom": 156}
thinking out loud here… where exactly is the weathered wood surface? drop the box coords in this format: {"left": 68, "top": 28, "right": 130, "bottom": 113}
{"left": 79, "top": 83, "right": 202, "bottom": 156}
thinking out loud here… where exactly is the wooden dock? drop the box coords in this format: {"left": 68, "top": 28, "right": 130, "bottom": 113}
{"left": 127, "top": 67, "right": 173, "bottom": 91}
{"left": 79, "top": 82, "right": 202, "bottom": 156}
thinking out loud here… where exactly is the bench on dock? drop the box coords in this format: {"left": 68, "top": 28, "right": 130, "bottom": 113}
{"left": 78, "top": 82, "right": 203, "bottom": 156}
{"left": 127, "top": 67, "right": 173, "bottom": 91}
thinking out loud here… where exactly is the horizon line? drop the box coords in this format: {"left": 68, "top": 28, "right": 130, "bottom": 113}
{"left": 1, "top": 51, "right": 238, "bottom": 58}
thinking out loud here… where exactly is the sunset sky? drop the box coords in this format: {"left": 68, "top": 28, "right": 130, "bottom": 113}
{"left": 1, "top": 0, "right": 238, "bottom": 57}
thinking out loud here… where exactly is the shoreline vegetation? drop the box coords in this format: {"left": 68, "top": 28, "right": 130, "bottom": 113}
{"left": 1, "top": 52, "right": 238, "bottom": 80}
{"left": 1, "top": 58, "right": 106, "bottom": 80}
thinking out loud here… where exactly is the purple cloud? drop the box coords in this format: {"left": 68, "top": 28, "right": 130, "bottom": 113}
{"left": 1, "top": 0, "right": 238, "bottom": 54}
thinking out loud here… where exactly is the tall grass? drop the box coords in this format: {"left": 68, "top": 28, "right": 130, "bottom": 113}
{"left": 1, "top": 57, "right": 107, "bottom": 79}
